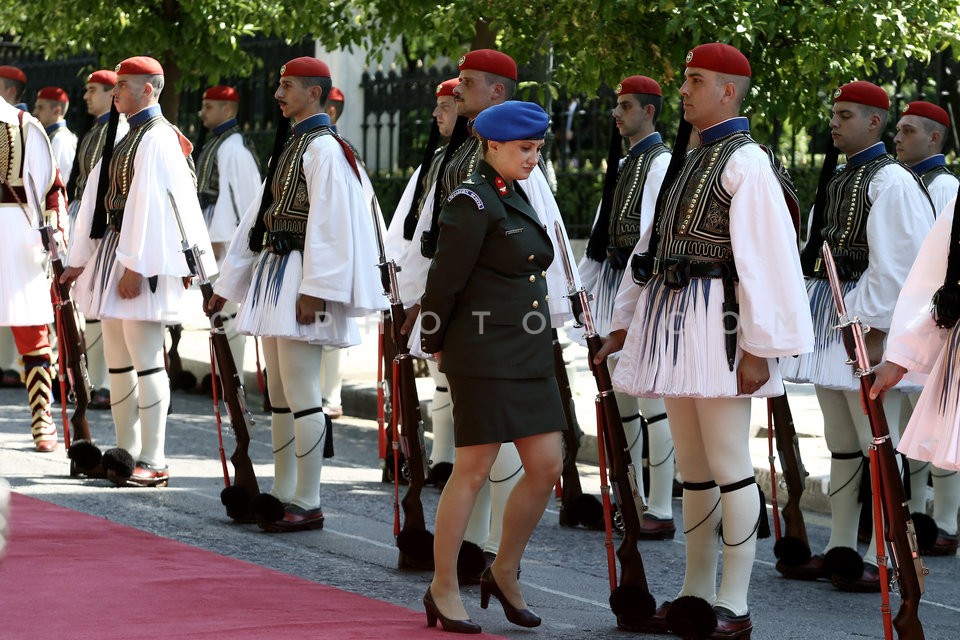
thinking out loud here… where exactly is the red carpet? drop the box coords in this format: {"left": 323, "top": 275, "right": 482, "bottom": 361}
{"left": 0, "top": 493, "right": 507, "bottom": 639}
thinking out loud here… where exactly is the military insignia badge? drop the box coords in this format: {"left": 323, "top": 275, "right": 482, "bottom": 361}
{"left": 114, "top": 63, "right": 121, "bottom": 72}
{"left": 436, "top": 83, "right": 443, "bottom": 94}
{"left": 280, "top": 64, "right": 286, "bottom": 75}
{"left": 458, "top": 55, "right": 466, "bottom": 67}
{"left": 833, "top": 88, "right": 842, "bottom": 99}
{"left": 495, "top": 176, "right": 508, "bottom": 195}
{"left": 903, "top": 103, "right": 911, "bottom": 113}
{"left": 685, "top": 51, "right": 694, "bottom": 64}
{"left": 615, "top": 83, "right": 623, "bottom": 94}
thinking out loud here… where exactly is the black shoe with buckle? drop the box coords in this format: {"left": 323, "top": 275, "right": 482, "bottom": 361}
{"left": 124, "top": 462, "right": 170, "bottom": 487}
{"left": 259, "top": 504, "right": 325, "bottom": 532}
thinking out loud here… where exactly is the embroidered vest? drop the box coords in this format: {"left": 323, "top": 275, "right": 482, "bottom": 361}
{"left": 0, "top": 114, "right": 27, "bottom": 203}
{"left": 264, "top": 125, "right": 334, "bottom": 239}
{"left": 609, "top": 142, "right": 669, "bottom": 248}
{"left": 820, "top": 154, "right": 895, "bottom": 273}
{"left": 920, "top": 164, "right": 955, "bottom": 189}
{"left": 195, "top": 124, "right": 240, "bottom": 207}
{"left": 74, "top": 120, "right": 110, "bottom": 199}
{"left": 656, "top": 132, "right": 753, "bottom": 263}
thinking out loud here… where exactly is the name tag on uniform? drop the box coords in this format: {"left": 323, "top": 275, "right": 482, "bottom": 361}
{"left": 504, "top": 228, "right": 524, "bottom": 236}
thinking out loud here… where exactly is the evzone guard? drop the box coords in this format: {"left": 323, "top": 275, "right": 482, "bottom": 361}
{"left": 209, "top": 56, "right": 385, "bottom": 532}
{"left": 578, "top": 74, "right": 676, "bottom": 537}
{"left": 63, "top": 55, "right": 215, "bottom": 486}
{"left": 892, "top": 99, "right": 960, "bottom": 555}
{"left": 0, "top": 64, "right": 68, "bottom": 453}
{"left": 598, "top": 43, "right": 813, "bottom": 639}
{"left": 779, "top": 80, "right": 936, "bottom": 590}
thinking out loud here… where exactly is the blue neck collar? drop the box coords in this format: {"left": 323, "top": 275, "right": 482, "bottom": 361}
{"left": 96, "top": 111, "right": 111, "bottom": 125}
{"left": 45, "top": 121, "right": 67, "bottom": 135}
{"left": 128, "top": 104, "right": 162, "bottom": 128}
{"left": 847, "top": 141, "right": 887, "bottom": 168}
{"left": 700, "top": 117, "right": 750, "bottom": 145}
{"left": 910, "top": 154, "right": 947, "bottom": 175}
{"left": 14, "top": 102, "right": 28, "bottom": 112}
{"left": 292, "top": 113, "right": 330, "bottom": 135}
{"left": 212, "top": 117, "right": 238, "bottom": 136}
{"left": 629, "top": 132, "right": 663, "bottom": 157}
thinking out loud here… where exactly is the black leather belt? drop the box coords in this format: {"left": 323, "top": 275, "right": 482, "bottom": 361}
{"left": 263, "top": 230, "right": 305, "bottom": 255}
{"left": 809, "top": 256, "right": 865, "bottom": 281}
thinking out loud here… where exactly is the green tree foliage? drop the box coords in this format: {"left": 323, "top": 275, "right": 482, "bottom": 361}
{"left": 0, "top": 0, "right": 358, "bottom": 118}
{"left": 337, "top": 0, "right": 960, "bottom": 130}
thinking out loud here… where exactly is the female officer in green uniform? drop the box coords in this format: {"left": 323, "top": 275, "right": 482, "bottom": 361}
{"left": 419, "top": 100, "right": 564, "bottom": 634}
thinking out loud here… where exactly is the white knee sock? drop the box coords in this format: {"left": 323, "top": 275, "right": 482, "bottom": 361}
{"left": 639, "top": 398, "right": 674, "bottom": 519}
{"left": 715, "top": 481, "right": 761, "bottom": 616}
{"left": 84, "top": 319, "right": 108, "bottom": 390}
{"left": 137, "top": 368, "right": 170, "bottom": 467}
{"left": 485, "top": 443, "right": 524, "bottom": 554}
{"left": 270, "top": 408, "right": 297, "bottom": 502}
{"left": 679, "top": 482, "right": 722, "bottom": 602}
{"left": 620, "top": 408, "right": 645, "bottom": 497}
{"left": 906, "top": 458, "right": 931, "bottom": 515}
{"left": 109, "top": 366, "right": 140, "bottom": 457}
{"left": 427, "top": 364, "right": 455, "bottom": 466}
{"left": 222, "top": 301, "right": 246, "bottom": 380}
{"left": 825, "top": 454, "right": 863, "bottom": 552}
{"left": 291, "top": 408, "right": 326, "bottom": 510}
{"left": 932, "top": 470, "right": 960, "bottom": 535}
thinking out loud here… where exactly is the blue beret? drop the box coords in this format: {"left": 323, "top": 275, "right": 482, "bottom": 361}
{"left": 473, "top": 101, "right": 549, "bottom": 142}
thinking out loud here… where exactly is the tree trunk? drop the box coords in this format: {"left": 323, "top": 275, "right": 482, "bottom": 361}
{"left": 470, "top": 19, "right": 496, "bottom": 51}
{"left": 159, "top": 50, "right": 182, "bottom": 122}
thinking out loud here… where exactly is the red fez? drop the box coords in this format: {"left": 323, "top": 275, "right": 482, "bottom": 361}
{"left": 328, "top": 86, "right": 345, "bottom": 103}
{"left": 458, "top": 49, "right": 517, "bottom": 81}
{"left": 435, "top": 78, "right": 460, "bottom": 97}
{"left": 902, "top": 101, "right": 949, "bottom": 128}
{"left": 203, "top": 85, "right": 239, "bottom": 102}
{"left": 833, "top": 81, "right": 889, "bottom": 111}
{"left": 37, "top": 87, "right": 68, "bottom": 103}
{"left": 115, "top": 56, "right": 164, "bottom": 76}
{"left": 685, "top": 43, "right": 751, "bottom": 78}
{"left": 616, "top": 75, "right": 661, "bottom": 97}
{"left": 280, "top": 57, "right": 331, "bottom": 78}
{"left": 0, "top": 66, "right": 26, "bottom": 84}
{"left": 86, "top": 70, "right": 117, "bottom": 87}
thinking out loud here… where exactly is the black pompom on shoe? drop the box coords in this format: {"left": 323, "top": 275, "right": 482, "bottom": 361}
{"left": 397, "top": 527, "right": 435, "bottom": 571}
{"left": 457, "top": 540, "right": 487, "bottom": 584}
{"left": 610, "top": 583, "right": 656, "bottom": 630}
{"left": 664, "top": 595, "right": 718, "bottom": 639}
{"left": 102, "top": 447, "right": 135, "bottom": 485}
{"left": 221, "top": 485, "right": 254, "bottom": 522}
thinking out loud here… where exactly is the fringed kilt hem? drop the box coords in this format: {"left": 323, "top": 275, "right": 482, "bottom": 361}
{"left": 592, "top": 259, "right": 624, "bottom": 337}
{"left": 898, "top": 323, "right": 960, "bottom": 470}
{"left": 612, "top": 274, "right": 784, "bottom": 398}
{"left": 779, "top": 278, "right": 859, "bottom": 391}
{"left": 234, "top": 250, "right": 361, "bottom": 348}
{"left": 73, "top": 228, "right": 184, "bottom": 322}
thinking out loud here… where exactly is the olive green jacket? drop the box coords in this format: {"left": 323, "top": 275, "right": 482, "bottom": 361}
{"left": 420, "top": 160, "right": 555, "bottom": 379}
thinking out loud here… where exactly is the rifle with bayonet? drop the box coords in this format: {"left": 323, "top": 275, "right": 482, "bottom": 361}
{"left": 28, "top": 176, "right": 93, "bottom": 470}
{"left": 168, "top": 190, "right": 259, "bottom": 521}
{"left": 822, "top": 241, "right": 927, "bottom": 640}
{"left": 371, "top": 198, "right": 433, "bottom": 570}
{"left": 554, "top": 221, "right": 656, "bottom": 629}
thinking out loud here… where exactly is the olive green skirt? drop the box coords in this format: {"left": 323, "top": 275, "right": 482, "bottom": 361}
{"left": 446, "top": 374, "right": 566, "bottom": 447}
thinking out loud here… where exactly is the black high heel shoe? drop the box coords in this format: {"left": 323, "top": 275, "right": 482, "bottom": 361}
{"left": 423, "top": 587, "right": 482, "bottom": 634}
{"left": 479, "top": 566, "right": 541, "bottom": 628}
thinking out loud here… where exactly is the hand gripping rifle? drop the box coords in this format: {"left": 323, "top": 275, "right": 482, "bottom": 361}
{"left": 167, "top": 191, "right": 259, "bottom": 521}
{"left": 822, "top": 242, "right": 927, "bottom": 640}
{"left": 370, "top": 198, "right": 433, "bottom": 570}
{"left": 554, "top": 221, "right": 656, "bottom": 629}
{"left": 29, "top": 176, "right": 93, "bottom": 467}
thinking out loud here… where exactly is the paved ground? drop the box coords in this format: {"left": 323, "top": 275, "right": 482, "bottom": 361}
{"left": 1, "top": 289, "right": 958, "bottom": 639}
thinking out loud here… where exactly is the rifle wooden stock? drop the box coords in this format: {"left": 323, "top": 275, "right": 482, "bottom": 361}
{"left": 199, "top": 280, "right": 259, "bottom": 503}
{"left": 554, "top": 333, "right": 586, "bottom": 525}
{"left": 388, "top": 302, "right": 429, "bottom": 534}
{"left": 769, "top": 392, "right": 808, "bottom": 545}
{"left": 584, "top": 332, "right": 649, "bottom": 595}
{"left": 45, "top": 228, "right": 91, "bottom": 445}
{"left": 823, "top": 242, "right": 925, "bottom": 639}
